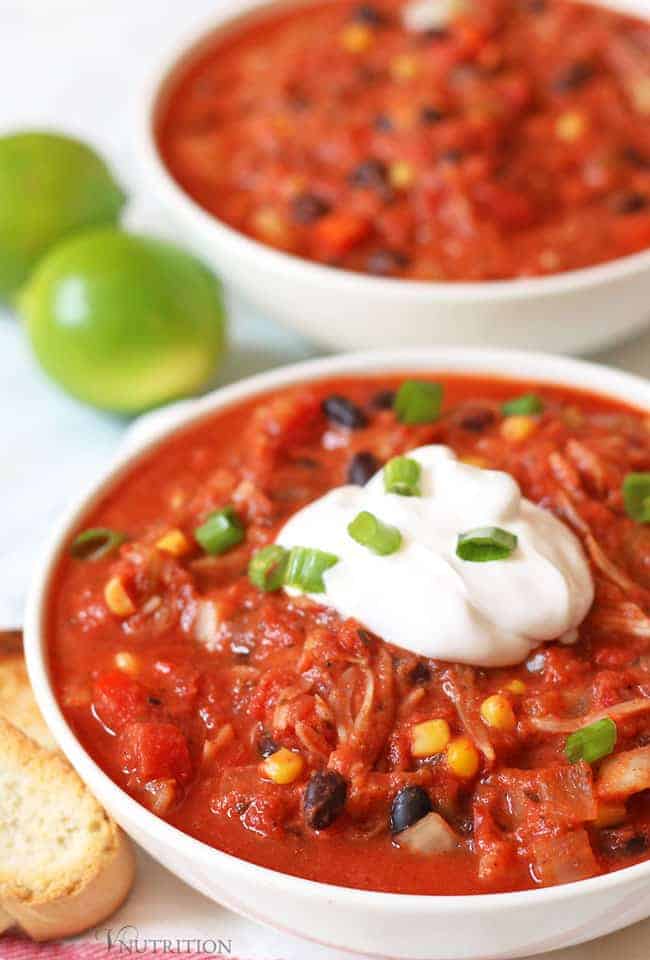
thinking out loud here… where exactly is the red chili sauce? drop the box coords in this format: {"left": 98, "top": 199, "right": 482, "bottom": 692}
{"left": 157, "top": 0, "right": 650, "bottom": 281}
{"left": 48, "top": 375, "right": 650, "bottom": 894}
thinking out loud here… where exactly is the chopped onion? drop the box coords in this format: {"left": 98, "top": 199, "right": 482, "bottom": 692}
{"left": 194, "top": 599, "right": 223, "bottom": 650}
{"left": 526, "top": 697, "right": 650, "bottom": 735}
{"left": 403, "top": 0, "right": 467, "bottom": 33}
{"left": 598, "top": 746, "right": 650, "bottom": 800}
{"left": 396, "top": 812, "right": 460, "bottom": 855}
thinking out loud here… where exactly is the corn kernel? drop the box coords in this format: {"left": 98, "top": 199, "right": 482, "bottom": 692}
{"left": 500, "top": 415, "right": 538, "bottom": 443}
{"left": 459, "top": 454, "right": 488, "bottom": 469}
{"left": 594, "top": 802, "right": 627, "bottom": 829}
{"left": 389, "top": 161, "right": 415, "bottom": 190}
{"left": 555, "top": 111, "right": 587, "bottom": 142}
{"left": 505, "top": 679, "right": 526, "bottom": 696}
{"left": 156, "top": 529, "right": 191, "bottom": 557}
{"left": 411, "top": 718, "right": 451, "bottom": 758}
{"left": 261, "top": 747, "right": 304, "bottom": 785}
{"left": 252, "top": 207, "right": 290, "bottom": 247}
{"left": 114, "top": 651, "right": 139, "bottom": 675}
{"left": 480, "top": 694, "right": 516, "bottom": 732}
{"left": 391, "top": 54, "right": 419, "bottom": 82}
{"left": 446, "top": 737, "right": 480, "bottom": 779}
{"left": 104, "top": 577, "right": 135, "bottom": 618}
{"left": 341, "top": 23, "right": 374, "bottom": 53}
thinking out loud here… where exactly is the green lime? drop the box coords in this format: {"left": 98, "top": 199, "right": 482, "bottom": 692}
{"left": 0, "top": 132, "right": 126, "bottom": 300}
{"left": 20, "top": 228, "right": 227, "bottom": 413}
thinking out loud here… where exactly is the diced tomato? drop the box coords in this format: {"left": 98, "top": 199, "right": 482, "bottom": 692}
{"left": 119, "top": 721, "right": 193, "bottom": 785}
{"left": 473, "top": 182, "right": 537, "bottom": 229}
{"left": 93, "top": 670, "right": 151, "bottom": 734}
{"left": 153, "top": 660, "right": 200, "bottom": 718}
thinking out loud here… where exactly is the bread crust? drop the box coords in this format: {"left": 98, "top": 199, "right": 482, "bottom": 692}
{"left": 2, "top": 828, "right": 135, "bottom": 942}
{"left": 0, "top": 681, "right": 136, "bottom": 940}
{"left": 0, "top": 650, "right": 56, "bottom": 750}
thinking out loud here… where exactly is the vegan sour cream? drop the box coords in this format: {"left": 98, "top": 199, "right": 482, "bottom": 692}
{"left": 277, "top": 445, "right": 594, "bottom": 667}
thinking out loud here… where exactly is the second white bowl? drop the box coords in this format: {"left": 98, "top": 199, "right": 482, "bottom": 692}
{"left": 136, "top": 0, "right": 650, "bottom": 356}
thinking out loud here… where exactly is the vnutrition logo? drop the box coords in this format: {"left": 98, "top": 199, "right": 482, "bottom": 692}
{"left": 97, "top": 925, "right": 234, "bottom": 955}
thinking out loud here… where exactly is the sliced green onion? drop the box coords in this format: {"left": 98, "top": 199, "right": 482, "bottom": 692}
{"left": 70, "top": 527, "right": 126, "bottom": 561}
{"left": 348, "top": 511, "right": 402, "bottom": 556}
{"left": 456, "top": 526, "right": 518, "bottom": 562}
{"left": 565, "top": 717, "right": 617, "bottom": 765}
{"left": 285, "top": 547, "right": 339, "bottom": 594}
{"left": 623, "top": 473, "right": 650, "bottom": 524}
{"left": 195, "top": 506, "right": 244, "bottom": 555}
{"left": 502, "top": 393, "right": 544, "bottom": 417}
{"left": 248, "top": 545, "right": 290, "bottom": 592}
{"left": 384, "top": 456, "right": 421, "bottom": 496}
{"left": 394, "top": 380, "right": 443, "bottom": 425}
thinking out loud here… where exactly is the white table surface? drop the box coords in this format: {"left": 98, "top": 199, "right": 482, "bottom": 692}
{"left": 3, "top": 0, "right": 650, "bottom": 956}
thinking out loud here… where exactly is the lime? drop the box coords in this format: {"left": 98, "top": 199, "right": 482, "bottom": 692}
{"left": 20, "top": 228, "right": 227, "bottom": 413}
{"left": 0, "top": 131, "right": 126, "bottom": 300}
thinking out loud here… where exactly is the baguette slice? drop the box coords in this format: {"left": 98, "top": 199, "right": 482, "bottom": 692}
{"left": 0, "top": 716, "right": 135, "bottom": 940}
{"left": 0, "top": 650, "right": 56, "bottom": 750}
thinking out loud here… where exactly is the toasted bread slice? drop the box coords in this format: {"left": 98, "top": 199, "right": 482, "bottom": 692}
{"left": 0, "top": 717, "right": 136, "bottom": 941}
{"left": 0, "top": 650, "right": 56, "bottom": 750}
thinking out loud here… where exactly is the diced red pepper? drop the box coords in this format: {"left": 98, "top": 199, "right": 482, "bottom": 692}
{"left": 93, "top": 670, "right": 151, "bottom": 734}
{"left": 119, "top": 721, "right": 193, "bottom": 785}
{"left": 310, "top": 213, "right": 371, "bottom": 261}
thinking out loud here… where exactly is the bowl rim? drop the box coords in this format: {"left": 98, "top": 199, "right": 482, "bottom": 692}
{"left": 23, "top": 346, "right": 650, "bottom": 916}
{"left": 135, "top": 0, "right": 650, "bottom": 303}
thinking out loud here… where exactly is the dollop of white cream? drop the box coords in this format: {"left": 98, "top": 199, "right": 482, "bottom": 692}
{"left": 277, "top": 446, "right": 594, "bottom": 668}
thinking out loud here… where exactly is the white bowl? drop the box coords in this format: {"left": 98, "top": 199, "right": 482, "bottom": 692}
{"left": 136, "top": 0, "right": 650, "bottom": 356}
{"left": 24, "top": 347, "right": 650, "bottom": 960}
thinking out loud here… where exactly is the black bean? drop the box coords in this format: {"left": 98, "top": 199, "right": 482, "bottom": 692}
{"left": 347, "top": 451, "right": 379, "bottom": 485}
{"left": 420, "top": 105, "right": 444, "bottom": 125}
{"left": 352, "top": 4, "right": 387, "bottom": 26}
{"left": 257, "top": 732, "right": 279, "bottom": 758}
{"left": 440, "top": 148, "right": 464, "bottom": 165}
{"left": 290, "top": 95, "right": 311, "bottom": 111}
{"left": 421, "top": 27, "right": 450, "bottom": 41}
{"left": 624, "top": 146, "right": 650, "bottom": 170}
{"left": 304, "top": 770, "right": 348, "bottom": 830}
{"left": 291, "top": 192, "right": 332, "bottom": 225}
{"left": 349, "top": 158, "right": 389, "bottom": 191}
{"left": 408, "top": 661, "right": 431, "bottom": 685}
{"left": 627, "top": 834, "right": 648, "bottom": 856}
{"left": 371, "top": 389, "right": 396, "bottom": 410}
{"left": 286, "top": 85, "right": 311, "bottom": 111}
{"left": 611, "top": 192, "right": 648, "bottom": 215}
{"left": 598, "top": 826, "right": 647, "bottom": 858}
{"left": 553, "top": 61, "right": 593, "bottom": 93}
{"left": 322, "top": 395, "right": 369, "bottom": 429}
{"left": 374, "top": 113, "right": 394, "bottom": 132}
{"left": 390, "top": 786, "right": 432, "bottom": 834}
{"left": 148, "top": 695, "right": 162, "bottom": 706}
{"left": 459, "top": 407, "right": 496, "bottom": 432}
{"left": 366, "top": 249, "right": 410, "bottom": 276}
